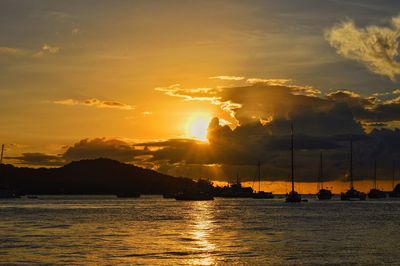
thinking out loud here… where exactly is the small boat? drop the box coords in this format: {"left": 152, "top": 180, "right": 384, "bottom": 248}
{"left": 316, "top": 152, "right": 332, "bottom": 200}
{"left": 27, "top": 195, "right": 39, "bottom": 199}
{"left": 368, "top": 189, "right": 386, "bottom": 199}
{"left": 285, "top": 123, "right": 302, "bottom": 203}
{"left": 116, "top": 192, "right": 141, "bottom": 198}
{"left": 341, "top": 188, "right": 366, "bottom": 201}
{"left": 252, "top": 161, "right": 274, "bottom": 199}
{"left": 317, "top": 189, "right": 333, "bottom": 200}
{"left": 341, "top": 137, "right": 366, "bottom": 201}
{"left": 286, "top": 190, "right": 302, "bottom": 202}
{"left": 175, "top": 192, "right": 214, "bottom": 201}
{"left": 367, "top": 160, "right": 386, "bottom": 199}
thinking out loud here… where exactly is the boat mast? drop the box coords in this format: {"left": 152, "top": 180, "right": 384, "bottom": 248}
{"left": 393, "top": 160, "right": 396, "bottom": 190}
{"left": 291, "top": 122, "right": 294, "bottom": 193}
{"left": 373, "top": 159, "right": 377, "bottom": 190}
{"left": 258, "top": 161, "right": 261, "bottom": 193}
{"left": 318, "top": 152, "right": 323, "bottom": 190}
{"left": 350, "top": 136, "right": 354, "bottom": 190}
{"left": 0, "top": 144, "right": 4, "bottom": 165}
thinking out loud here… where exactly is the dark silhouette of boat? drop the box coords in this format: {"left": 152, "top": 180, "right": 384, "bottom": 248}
{"left": 252, "top": 161, "right": 274, "bottom": 199}
{"left": 367, "top": 160, "right": 387, "bottom": 199}
{"left": 116, "top": 192, "right": 140, "bottom": 198}
{"left": 341, "top": 137, "right": 366, "bottom": 201}
{"left": 389, "top": 161, "right": 400, "bottom": 198}
{"left": 219, "top": 174, "right": 253, "bottom": 198}
{"left": 0, "top": 144, "right": 19, "bottom": 199}
{"left": 286, "top": 123, "right": 302, "bottom": 203}
{"left": 316, "top": 152, "right": 332, "bottom": 200}
{"left": 175, "top": 192, "right": 214, "bottom": 201}
{"left": 389, "top": 184, "right": 400, "bottom": 197}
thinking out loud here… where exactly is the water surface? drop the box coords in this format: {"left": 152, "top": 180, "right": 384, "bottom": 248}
{"left": 1, "top": 196, "right": 399, "bottom": 265}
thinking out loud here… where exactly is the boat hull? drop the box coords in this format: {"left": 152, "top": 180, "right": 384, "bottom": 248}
{"left": 341, "top": 189, "right": 366, "bottom": 201}
{"left": 317, "top": 189, "right": 332, "bottom": 200}
{"left": 252, "top": 192, "right": 274, "bottom": 199}
{"left": 285, "top": 191, "right": 302, "bottom": 203}
{"left": 368, "top": 189, "right": 387, "bottom": 199}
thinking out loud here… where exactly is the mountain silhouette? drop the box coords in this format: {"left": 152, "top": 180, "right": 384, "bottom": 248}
{"left": 0, "top": 158, "right": 211, "bottom": 195}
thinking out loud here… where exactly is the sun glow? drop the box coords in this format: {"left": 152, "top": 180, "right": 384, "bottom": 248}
{"left": 186, "top": 113, "right": 211, "bottom": 141}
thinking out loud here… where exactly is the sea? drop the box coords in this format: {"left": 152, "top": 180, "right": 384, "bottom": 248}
{"left": 0, "top": 195, "right": 399, "bottom": 265}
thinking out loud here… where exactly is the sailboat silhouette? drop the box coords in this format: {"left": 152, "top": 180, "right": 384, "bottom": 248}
{"left": 285, "top": 122, "right": 302, "bottom": 203}
{"left": 340, "top": 137, "right": 366, "bottom": 201}
{"left": 316, "top": 152, "right": 332, "bottom": 200}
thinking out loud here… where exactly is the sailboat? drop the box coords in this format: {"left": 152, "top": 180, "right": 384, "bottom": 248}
{"left": 389, "top": 161, "right": 400, "bottom": 198}
{"left": 252, "top": 161, "right": 274, "bottom": 199}
{"left": 367, "top": 160, "right": 387, "bottom": 199}
{"left": 286, "top": 123, "right": 302, "bottom": 203}
{"left": 340, "top": 137, "right": 366, "bottom": 201}
{"left": 316, "top": 152, "right": 332, "bottom": 200}
{"left": 0, "top": 144, "right": 18, "bottom": 199}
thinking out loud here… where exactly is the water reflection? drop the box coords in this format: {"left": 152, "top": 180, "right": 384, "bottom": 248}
{"left": 186, "top": 201, "right": 216, "bottom": 266}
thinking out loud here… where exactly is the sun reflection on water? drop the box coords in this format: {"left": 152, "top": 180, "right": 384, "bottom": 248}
{"left": 186, "top": 201, "right": 216, "bottom": 266}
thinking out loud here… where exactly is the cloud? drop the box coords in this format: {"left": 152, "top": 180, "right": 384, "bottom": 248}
{"left": 246, "top": 78, "right": 292, "bottom": 86}
{"left": 6, "top": 153, "right": 65, "bottom": 166}
{"left": 33, "top": 43, "right": 60, "bottom": 58}
{"left": 326, "top": 15, "right": 400, "bottom": 80}
{"left": 149, "top": 80, "right": 400, "bottom": 181}
{"left": 155, "top": 84, "right": 240, "bottom": 119}
{"left": 54, "top": 98, "right": 134, "bottom": 110}
{"left": 209, "top": 76, "right": 245, "bottom": 81}
{"left": 0, "top": 43, "right": 60, "bottom": 58}
{"left": 63, "top": 138, "right": 144, "bottom": 162}
{"left": 0, "top": 46, "right": 29, "bottom": 56}
{"left": 10, "top": 138, "right": 147, "bottom": 166}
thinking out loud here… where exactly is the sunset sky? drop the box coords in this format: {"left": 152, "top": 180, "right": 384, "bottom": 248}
{"left": 1, "top": 0, "right": 400, "bottom": 189}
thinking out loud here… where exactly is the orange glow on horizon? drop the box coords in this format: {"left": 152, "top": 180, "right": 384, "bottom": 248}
{"left": 212, "top": 180, "right": 397, "bottom": 195}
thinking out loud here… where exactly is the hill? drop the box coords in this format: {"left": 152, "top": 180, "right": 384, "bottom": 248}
{"left": 0, "top": 158, "right": 213, "bottom": 195}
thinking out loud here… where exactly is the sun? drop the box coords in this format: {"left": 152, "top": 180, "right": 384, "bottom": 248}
{"left": 186, "top": 113, "right": 211, "bottom": 141}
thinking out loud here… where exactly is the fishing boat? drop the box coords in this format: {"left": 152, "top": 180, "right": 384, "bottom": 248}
{"left": 219, "top": 174, "right": 253, "bottom": 198}
{"left": 367, "top": 160, "right": 387, "bottom": 199}
{"left": 0, "top": 144, "right": 18, "bottom": 199}
{"left": 316, "top": 152, "right": 332, "bottom": 200}
{"left": 252, "top": 161, "right": 274, "bottom": 199}
{"left": 286, "top": 123, "right": 302, "bottom": 203}
{"left": 341, "top": 137, "right": 366, "bottom": 201}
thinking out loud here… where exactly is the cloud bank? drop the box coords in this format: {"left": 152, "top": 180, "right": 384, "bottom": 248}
{"left": 326, "top": 15, "right": 400, "bottom": 80}
{"left": 12, "top": 81, "right": 400, "bottom": 183}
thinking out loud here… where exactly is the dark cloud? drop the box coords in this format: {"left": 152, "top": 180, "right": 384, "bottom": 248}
{"left": 63, "top": 138, "right": 144, "bottom": 162}
{"left": 6, "top": 153, "right": 65, "bottom": 166}
{"left": 10, "top": 138, "right": 146, "bottom": 167}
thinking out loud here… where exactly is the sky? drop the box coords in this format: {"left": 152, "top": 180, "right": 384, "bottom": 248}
{"left": 1, "top": 0, "right": 400, "bottom": 189}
